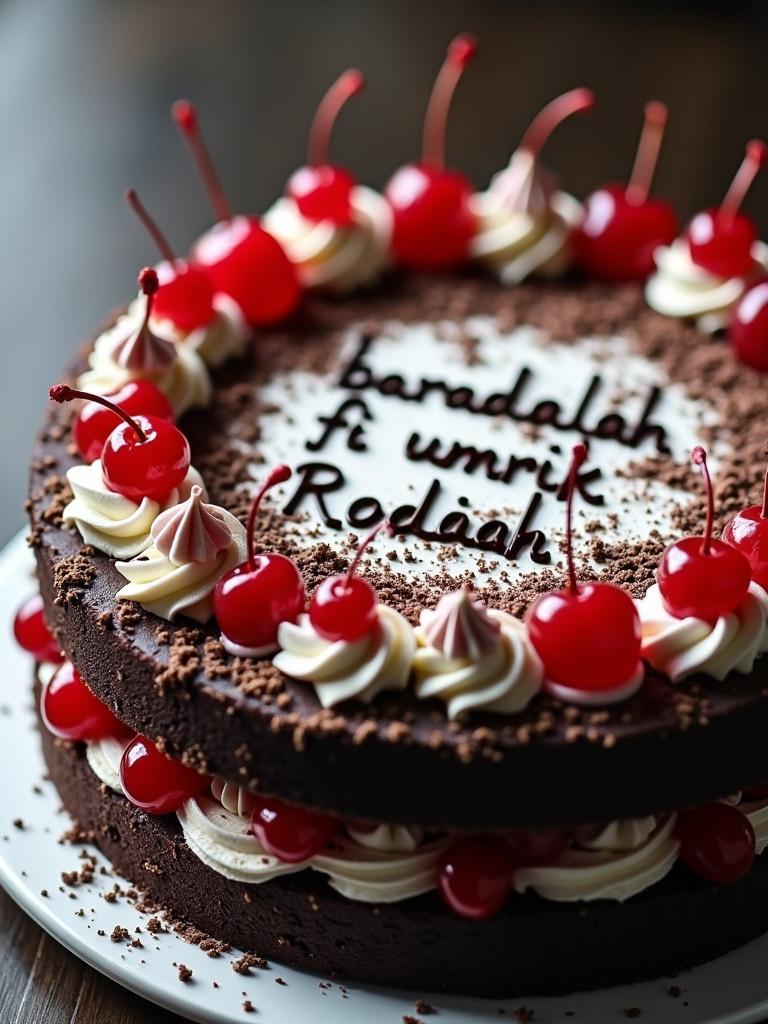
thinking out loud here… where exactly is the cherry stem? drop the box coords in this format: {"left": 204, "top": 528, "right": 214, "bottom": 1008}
{"left": 124, "top": 188, "right": 177, "bottom": 264}
{"left": 344, "top": 518, "right": 392, "bottom": 592}
{"left": 308, "top": 69, "right": 365, "bottom": 167}
{"left": 137, "top": 266, "right": 159, "bottom": 343}
{"left": 692, "top": 446, "right": 714, "bottom": 556}
{"left": 626, "top": 101, "right": 668, "bottom": 205}
{"left": 762, "top": 459, "right": 768, "bottom": 520}
{"left": 172, "top": 100, "right": 232, "bottom": 223}
{"left": 421, "top": 33, "right": 477, "bottom": 170}
{"left": 519, "top": 87, "right": 595, "bottom": 159}
{"left": 720, "top": 139, "right": 768, "bottom": 225}
{"left": 245, "top": 465, "right": 292, "bottom": 570}
{"left": 49, "top": 385, "right": 148, "bottom": 443}
{"left": 565, "top": 443, "right": 588, "bottom": 596}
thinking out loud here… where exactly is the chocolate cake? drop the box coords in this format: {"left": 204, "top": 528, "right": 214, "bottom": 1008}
{"left": 18, "top": 46, "right": 768, "bottom": 997}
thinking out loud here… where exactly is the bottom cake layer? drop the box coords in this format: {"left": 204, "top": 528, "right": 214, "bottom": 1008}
{"left": 39, "top": 721, "right": 768, "bottom": 998}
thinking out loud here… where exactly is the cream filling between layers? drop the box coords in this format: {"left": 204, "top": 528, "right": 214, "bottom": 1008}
{"left": 85, "top": 735, "right": 129, "bottom": 793}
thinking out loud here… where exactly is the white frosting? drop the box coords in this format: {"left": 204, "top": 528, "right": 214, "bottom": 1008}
{"left": 745, "top": 800, "right": 768, "bottom": 855}
{"left": 346, "top": 823, "right": 424, "bottom": 852}
{"left": 85, "top": 735, "right": 129, "bottom": 793}
{"left": 114, "top": 507, "right": 247, "bottom": 622}
{"left": 545, "top": 663, "right": 645, "bottom": 708}
{"left": 637, "top": 581, "right": 768, "bottom": 682}
{"left": 413, "top": 608, "right": 542, "bottom": 719}
{"left": 574, "top": 816, "right": 657, "bottom": 852}
{"left": 514, "top": 816, "right": 679, "bottom": 902}
{"left": 263, "top": 185, "right": 392, "bottom": 293}
{"left": 152, "top": 293, "right": 249, "bottom": 369}
{"left": 63, "top": 461, "right": 206, "bottom": 559}
{"left": 273, "top": 604, "right": 416, "bottom": 708}
{"left": 209, "top": 777, "right": 258, "bottom": 818}
{"left": 645, "top": 238, "right": 768, "bottom": 332}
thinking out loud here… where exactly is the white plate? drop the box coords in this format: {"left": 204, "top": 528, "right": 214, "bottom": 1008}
{"left": 2, "top": 529, "right": 768, "bottom": 1024}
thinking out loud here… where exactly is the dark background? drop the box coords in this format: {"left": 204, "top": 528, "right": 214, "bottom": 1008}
{"left": 2, "top": 1, "right": 768, "bottom": 1017}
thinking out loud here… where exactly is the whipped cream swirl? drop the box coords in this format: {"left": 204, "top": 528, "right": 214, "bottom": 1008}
{"left": 63, "top": 461, "right": 205, "bottom": 559}
{"left": 637, "top": 581, "right": 768, "bottom": 682}
{"left": 273, "top": 605, "right": 415, "bottom": 708}
{"left": 86, "top": 735, "right": 129, "bottom": 793}
{"left": 115, "top": 491, "right": 247, "bottom": 623}
{"left": 413, "top": 598, "right": 542, "bottom": 720}
{"left": 263, "top": 185, "right": 392, "bottom": 293}
{"left": 645, "top": 238, "right": 768, "bottom": 332}
{"left": 470, "top": 149, "right": 582, "bottom": 284}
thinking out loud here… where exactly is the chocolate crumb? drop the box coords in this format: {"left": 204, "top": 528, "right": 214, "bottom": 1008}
{"left": 177, "top": 963, "right": 193, "bottom": 983}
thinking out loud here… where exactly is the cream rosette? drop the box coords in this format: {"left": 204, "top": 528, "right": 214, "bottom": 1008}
{"left": 263, "top": 185, "right": 392, "bottom": 293}
{"left": 115, "top": 486, "right": 247, "bottom": 623}
{"left": 470, "top": 149, "right": 581, "bottom": 285}
{"left": 150, "top": 292, "right": 249, "bottom": 369}
{"left": 63, "top": 460, "right": 205, "bottom": 559}
{"left": 273, "top": 605, "right": 415, "bottom": 707}
{"left": 636, "top": 581, "right": 768, "bottom": 682}
{"left": 645, "top": 238, "right": 768, "bottom": 333}
{"left": 86, "top": 735, "right": 129, "bottom": 793}
{"left": 514, "top": 815, "right": 679, "bottom": 902}
{"left": 412, "top": 589, "right": 543, "bottom": 719}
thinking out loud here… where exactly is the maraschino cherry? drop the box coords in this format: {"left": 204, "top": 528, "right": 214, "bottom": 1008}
{"left": 685, "top": 139, "right": 768, "bottom": 278}
{"left": 124, "top": 187, "right": 216, "bottom": 332}
{"left": 504, "top": 827, "right": 570, "bottom": 867}
{"left": 573, "top": 101, "right": 678, "bottom": 279}
{"left": 722, "top": 449, "right": 768, "bottom": 590}
{"left": 384, "top": 34, "right": 477, "bottom": 270}
{"left": 676, "top": 802, "right": 755, "bottom": 884}
{"left": 213, "top": 465, "right": 305, "bottom": 652}
{"left": 172, "top": 100, "right": 300, "bottom": 326}
{"left": 13, "top": 593, "right": 62, "bottom": 663}
{"left": 438, "top": 837, "right": 515, "bottom": 919}
{"left": 42, "top": 660, "right": 126, "bottom": 741}
{"left": 50, "top": 381, "right": 190, "bottom": 505}
{"left": 120, "top": 735, "right": 209, "bottom": 815}
{"left": 251, "top": 795, "right": 338, "bottom": 863}
{"left": 73, "top": 379, "right": 173, "bottom": 464}
{"left": 286, "top": 69, "right": 365, "bottom": 225}
{"left": 309, "top": 519, "right": 389, "bottom": 642}
{"left": 525, "top": 443, "right": 642, "bottom": 699}
{"left": 658, "top": 446, "right": 751, "bottom": 621}
{"left": 729, "top": 278, "right": 768, "bottom": 371}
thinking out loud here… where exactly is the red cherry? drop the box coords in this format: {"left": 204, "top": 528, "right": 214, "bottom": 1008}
{"left": 676, "top": 802, "right": 755, "bottom": 884}
{"left": 525, "top": 443, "right": 641, "bottom": 694}
{"left": 438, "top": 837, "right": 515, "bottom": 919}
{"left": 504, "top": 827, "right": 570, "bottom": 868}
{"left": 286, "top": 69, "right": 364, "bottom": 226}
{"left": 685, "top": 140, "right": 768, "bottom": 278}
{"left": 385, "top": 34, "right": 477, "bottom": 269}
{"left": 574, "top": 102, "right": 678, "bottom": 280}
{"left": 729, "top": 278, "right": 768, "bottom": 371}
{"left": 50, "top": 384, "right": 191, "bottom": 504}
{"left": 721, "top": 451, "right": 768, "bottom": 590}
{"left": 214, "top": 465, "right": 305, "bottom": 650}
{"left": 309, "top": 519, "right": 390, "bottom": 642}
{"left": 658, "top": 447, "right": 751, "bottom": 621}
{"left": 124, "top": 188, "right": 216, "bottom": 332}
{"left": 14, "top": 593, "right": 62, "bottom": 663}
{"left": 42, "top": 661, "right": 126, "bottom": 741}
{"left": 73, "top": 380, "right": 174, "bottom": 464}
{"left": 172, "top": 100, "right": 300, "bottom": 326}
{"left": 250, "top": 795, "right": 338, "bottom": 863}
{"left": 120, "top": 735, "right": 209, "bottom": 815}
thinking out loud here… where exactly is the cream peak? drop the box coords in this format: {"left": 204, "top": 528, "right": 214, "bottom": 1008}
{"left": 422, "top": 586, "right": 501, "bottom": 660}
{"left": 151, "top": 485, "right": 232, "bottom": 565}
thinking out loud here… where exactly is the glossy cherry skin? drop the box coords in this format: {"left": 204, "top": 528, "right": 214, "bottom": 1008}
{"left": 573, "top": 184, "right": 678, "bottom": 280}
{"left": 42, "top": 661, "right": 126, "bottom": 741}
{"left": 152, "top": 259, "right": 216, "bottom": 332}
{"left": 438, "top": 837, "right": 515, "bottom": 919}
{"left": 676, "top": 802, "right": 755, "bottom": 884}
{"left": 100, "top": 414, "right": 190, "bottom": 504}
{"left": 191, "top": 216, "right": 300, "bottom": 326}
{"left": 120, "top": 735, "right": 209, "bottom": 815}
{"left": 309, "top": 575, "right": 377, "bottom": 643}
{"left": 287, "top": 165, "right": 357, "bottom": 226}
{"left": 251, "top": 795, "right": 338, "bottom": 863}
{"left": 526, "top": 582, "right": 641, "bottom": 691}
{"left": 385, "top": 164, "right": 476, "bottom": 270}
{"left": 13, "top": 593, "right": 62, "bottom": 663}
{"left": 686, "top": 208, "right": 757, "bottom": 278}
{"left": 722, "top": 507, "right": 768, "bottom": 591}
{"left": 213, "top": 554, "right": 306, "bottom": 649}
{"left": 73, "top": 381, "right": 174, "bottom": 464}
{"left": 504, "top": 827, "right": 570, "bottom": 868}
{"left": 657, "top": 536, "right": 752, "bottom": 622}
{"left": 729, "top": 279, "right": 768, "bottom": 371}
